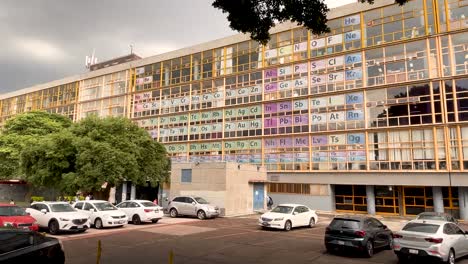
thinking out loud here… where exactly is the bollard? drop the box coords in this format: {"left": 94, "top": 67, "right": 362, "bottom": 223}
{"left": 168, "top": 249, "right": 174, "bottom": 264}
{"left": 96, "top": 240, "right": 102, "bottom": 264}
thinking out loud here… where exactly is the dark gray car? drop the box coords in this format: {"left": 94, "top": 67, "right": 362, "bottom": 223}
{"left": 168, "top": 196, "right": 219, "bottom": 220}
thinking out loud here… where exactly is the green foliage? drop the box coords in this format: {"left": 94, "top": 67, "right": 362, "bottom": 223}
{"left": 69, "top": 115, "right": 170, "bottom": 191}
{"left": 0, "top": 111, "right": 72, "bottom": 179}
{"left": 2, "top": 111, "right": 72, "bottom": 136}
{"left": 1, "top": 113, "right": 170, "bottom": 195}
{"left": 31, "top": 196, "right": 44, "bottom": 202}
{"left": 212, "top": 0, "right": 410, "bottom": 45}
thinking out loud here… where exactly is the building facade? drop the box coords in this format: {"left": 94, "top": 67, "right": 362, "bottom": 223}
{"left": 0, "top": 0, "right": 467, "bottom": 218}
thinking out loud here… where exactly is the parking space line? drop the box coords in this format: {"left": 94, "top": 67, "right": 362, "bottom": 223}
{"left": 201, "top": 230, "right": 262, "bottom": 240}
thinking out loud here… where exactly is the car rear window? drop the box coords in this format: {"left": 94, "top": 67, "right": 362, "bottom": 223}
{"left": 141, "top": 202, "right": 156, "bottom": 207}
{"left": 329, "top": 218, "right": 361, "bottom": 229}
{"left": 402, "top": 223, "right": 440, "bottom": 234}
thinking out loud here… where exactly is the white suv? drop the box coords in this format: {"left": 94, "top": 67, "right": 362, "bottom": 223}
{"left": 26, "top": 202, "right": 90, "bottom": 235}
{"left": 73, "top": 200, "right": 128, "bottom": 229}
{"left": 168, "top": 196, "right": 219, "bottom": 220}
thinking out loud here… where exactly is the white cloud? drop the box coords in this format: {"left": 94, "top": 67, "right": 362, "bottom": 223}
{"left": 13, "top": 37, "right": 69, "bottom": 62}
{"left": 325, "top": 0, "right": 356, "bottom": 8}
{"left": 133, "top": 43, "right": 179, "bottom": 58}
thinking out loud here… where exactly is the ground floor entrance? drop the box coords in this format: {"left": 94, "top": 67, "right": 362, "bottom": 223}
{"left": 334, "top": 185, "right": 461, "bottom": 218}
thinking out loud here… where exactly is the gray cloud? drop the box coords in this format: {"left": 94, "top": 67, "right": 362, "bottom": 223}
{"left": 0, "top": 0, "right": 353, "bottom": 93}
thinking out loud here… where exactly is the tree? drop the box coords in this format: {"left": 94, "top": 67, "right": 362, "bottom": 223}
{"left": 212, "top": 0, "right": 410, "bottom": 45}
{"left": 0, "top": 111, "right": 72, "bottom": 179}
{"left": 20, "top": 115, "right": 170, "bottom": 195}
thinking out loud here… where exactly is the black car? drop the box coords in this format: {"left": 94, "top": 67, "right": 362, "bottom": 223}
{"left": 324, "top": 216, "right": 393, "bottom": 257}
{"left": 0, "top": 228, "right": 65, "bottom": 264}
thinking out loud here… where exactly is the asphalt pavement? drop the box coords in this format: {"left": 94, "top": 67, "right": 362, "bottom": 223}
{"left": 58, "top": 215, "right": 468, "bottom": 264}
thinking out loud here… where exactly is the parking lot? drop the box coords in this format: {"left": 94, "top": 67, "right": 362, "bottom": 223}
{"left": 58, "top": 215, "right": 468, "bottom": 264}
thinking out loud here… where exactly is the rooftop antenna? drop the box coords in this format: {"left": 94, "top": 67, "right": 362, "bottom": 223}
{"left": 85, "top": 48, "right": 98, "bottom": 69}
{"left": 129, "top": 44, "right": 134, "bottom": 55}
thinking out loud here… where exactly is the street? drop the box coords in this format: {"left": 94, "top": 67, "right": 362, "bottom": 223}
{"left": 59, "top": 215, "right": 468, "bottom": 264}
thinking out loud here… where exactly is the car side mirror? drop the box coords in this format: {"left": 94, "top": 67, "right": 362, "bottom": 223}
{"left": 26, "top": 212, "right": 30, "bottom": 216}
{"left": 382, "top": 225, "right": 387, "bottom": 229}
{"left": 40, "top": 209, "right": 47, "bottom": 214}
{"left": 192, "top": 202, "right": 196, "bottom": 205}
{"left": 293, "top": 212, "right": 298, "bottom": 215}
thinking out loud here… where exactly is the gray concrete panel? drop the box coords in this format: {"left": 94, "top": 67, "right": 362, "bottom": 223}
{"left": 366, "top": 185, "right": 376, "bottom": 215}
{"left": 432, "top": 186, "right": 444, "bottom": 213}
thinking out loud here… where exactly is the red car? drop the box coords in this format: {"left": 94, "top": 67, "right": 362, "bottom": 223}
{"left": 0, "top": 204, "right": 39, "bottom": 231}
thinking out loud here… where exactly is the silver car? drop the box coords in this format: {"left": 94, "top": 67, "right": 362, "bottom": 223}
{"left": 168, "top": 196, "right": 219, "bottom": 220}
{"left": 393, "top": 219, "right": 468, "bottom": 264}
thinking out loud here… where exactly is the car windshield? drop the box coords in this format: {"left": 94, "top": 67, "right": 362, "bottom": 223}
{"left": 50, "top": 204, "right": 75, "bottom": 212}
{"left": 271, "top": 206, "right": 294, "bottom": 214}
{"left": 94, "top": 202, "right": 117, "bottom": 211}
{"left": 402, "top": 223, "right": 440, "bottom": 234}
{"left": 141, "top": 202, "right": 156, "bottom": 207}
{"left": 329, "top": 218, "right": 361, "bottom": 229}
{"left": 194, "top": 197, "right": 209, "bottom": 204}
{"left": 0, "top": 206, "right": 28, "bottom": 216}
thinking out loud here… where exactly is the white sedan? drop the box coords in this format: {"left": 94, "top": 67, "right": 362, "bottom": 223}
{"left": 73, "top": 200, "right": 128, "bottom": 229}
{"left": 26, "top": 202, "right": 90, "bottom": 235}
{"left": 259, "top": 204, "right": 318, "bottom": 231}
{"left": 116, "top": 200, "right": 164, "bottom": 224}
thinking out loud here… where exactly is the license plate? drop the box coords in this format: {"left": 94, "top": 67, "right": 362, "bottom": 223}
{"left": 409, "top": 249, "right": 418, "bottom": 254}
{"left": 119, "top": 220, "right": 124, "bottom": 224}
{"left": 338, "top": 241, "right": 345, "bottom": 245}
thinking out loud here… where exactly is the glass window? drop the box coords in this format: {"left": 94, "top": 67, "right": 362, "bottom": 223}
{"left": 181, "top": 169, "right": 192, "bottom": 183}
{"left": 83, "top": 203, "right": 94, "bottom": 211}
{"left": 402, "top": 223, "right": 440, "bottom": 233}
{"left": 0, "top": 232, "right": 33, "bottom": 254}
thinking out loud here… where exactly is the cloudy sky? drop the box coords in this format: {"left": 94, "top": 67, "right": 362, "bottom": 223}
{"left": 0, "top": 0, "right": 355, "bottom": 93}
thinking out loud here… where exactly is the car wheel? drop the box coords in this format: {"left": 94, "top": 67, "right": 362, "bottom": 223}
{"left": 284, "top": 220, "right": 292, "bottom": 231}
{"left": 446, "top": 249, "right": 455, "bottom": 264}
{"left": 325, "top": 244, "right": 334, "bottom": 254}
{"left": 151, "top": 219, "right": 159, "bottom": 224}
{"left": 169, "top": 208, "right": 178, "bottom": 218}
{"left": 364, "top": 240, "right": 374, "bottom": 258}
{"left": 48, "top": 220, "right": 59, "bottom": 235}
{"left": 197, "top": 210, "right": 206, "bottom": 220}
{"left": 308, "top": 217, "right": 316, "bottom": 228}
{"left": 94, "top": 218, "right": 103, "bottom": 229}
{"left": 132, "top": 214, "right": 141, "bottom": 225}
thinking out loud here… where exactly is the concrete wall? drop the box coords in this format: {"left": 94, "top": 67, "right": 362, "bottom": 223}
{"left": 270, "top": 193, "right": 333, "bottom": 211}
{"left": 225, "top": 163, "right": 267, "bottom": 216}
{"left": 170, "top": 162, "right": 227, "bottom": 214}
{"left": 169, "top": 162, "right": 267, "bottom": 216}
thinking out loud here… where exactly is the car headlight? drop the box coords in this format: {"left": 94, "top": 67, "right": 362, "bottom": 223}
{"left": 3, "top": 222, "right": 13, "bottom": 227}
{"left": 103, "top": 215, "right": 110, "bottom": 219}
{"left": 274, "top": 218, "right": 284, "bottom": 221}
{"left": 59, "top": 218, "right": 70, "bottom": 221}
